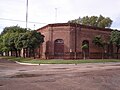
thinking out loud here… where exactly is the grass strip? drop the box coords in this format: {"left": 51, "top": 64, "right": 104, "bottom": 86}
{"left": 1, "top": 56, "right": 120, "bottom": 64}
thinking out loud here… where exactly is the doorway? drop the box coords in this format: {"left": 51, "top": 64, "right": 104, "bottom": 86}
{"left": 54, "top": 39, "right": 64, "bottom": 59}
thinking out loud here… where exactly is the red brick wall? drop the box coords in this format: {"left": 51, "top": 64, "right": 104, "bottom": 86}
{"left": 37, "top": 23, "right": 120, "bottom": 59}
{"left": 37, "top": 25, "right": 71, "bottom": 59}
{"left": 78, "top": 28, "right": 111, "bottom": 59}
{"left": 37, "top": 26, "right": 50, "bottom": 58}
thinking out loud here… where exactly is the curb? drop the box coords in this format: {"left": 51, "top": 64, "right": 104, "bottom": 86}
{"left": 15, "top": 61, "right": 77, "bottom": 66}
{"left": 15, "top": 61, "right": 39, "bottom": 65}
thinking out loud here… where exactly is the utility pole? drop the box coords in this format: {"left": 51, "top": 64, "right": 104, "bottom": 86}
{"left": 34, "top": 24, "right": 35, "bottom": 30}
{"left": 55, "top": 8, "right": 57, "bottom": 23}
{"left": 26, "top": 0, "right": 28, "bottom": 30}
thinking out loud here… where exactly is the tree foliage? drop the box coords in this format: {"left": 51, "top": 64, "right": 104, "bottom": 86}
{"left": 81, "top": 44, "right": 88, "bottom": 60}
{"left": 68, "top": 15, "right": 113, "bottom": 28}
{"left": 92, "top": 35, "right": 105, "bottom": 48}
{"left": 110, "top": 31, "right": 120, "bottom": 45}
{"left": 0, "top": 26, "right": 44, "bottom": 58}
{"left": 0, "top": 26, "right": 27, "bottom": 35}
{"left": 81, "top": 44, "right": 88, "bottom": 49}
{"left": 110, "top": 30, "right": 120, "bottom": 58}
{"left": 92, "top": 35, "right": 105, "bottom": 59}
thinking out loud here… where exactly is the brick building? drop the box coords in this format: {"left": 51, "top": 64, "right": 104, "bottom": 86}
{"left": 37, "top": 23, "right": 120, "bottom": 59}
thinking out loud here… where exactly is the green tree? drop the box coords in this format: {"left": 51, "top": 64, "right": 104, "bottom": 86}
{"left": 68, "top": 15, "right": 113, "bottom": 28}
{"left": 81, "top": 16, "right": 90, "bottom": 26}
{"left": 0, "top": 26, "right": 28, "bottom": 57}
{"left": 1, "top": 26, "right": 27, "bottom": 35}
{"left": 26, "top": 31, "right": 44, "bottom": 58}
{"left": 15, "top": 31, "right": 44, "bottom": 58}
{"left": 92, "top": 35, "right": 105, "bottom": 59}
{"left": 110, "top": 30, "right": 120, "bottom": 59}
{"left": 1, "top": 33, "right": 11, "bottom": 56}
{"left": 89, "top": 16, "right": 98, "bottom": 26}
{"left": 0, "top": 26, "right": 44, "bottom": 58}
{"left": 0, "top": 35, "right": 3, "bottom": 55}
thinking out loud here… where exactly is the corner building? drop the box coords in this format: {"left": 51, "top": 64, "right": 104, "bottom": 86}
{"left": 37, "top": 23, "right": 120, "bottom": 59}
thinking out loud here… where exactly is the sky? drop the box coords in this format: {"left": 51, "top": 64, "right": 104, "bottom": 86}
{"left": 0, "top": 0, "right": 120, "bottom": 33}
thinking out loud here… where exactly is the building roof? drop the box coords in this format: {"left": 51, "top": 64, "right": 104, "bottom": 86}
{"left": 37, "top": 23, "right": 114, "bottom": 32}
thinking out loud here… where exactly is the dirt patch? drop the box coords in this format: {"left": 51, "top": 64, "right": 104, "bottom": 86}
{"left": 0, "top": 59, "right": 15, "bottom": 63}
{"left": 52, "top": 67, "right": 68, "bottom": 70}
{"left": 86, "top": 66, "right": 93, "bottom": 68}
{"left": 0, "top": 84, "right": 4, "bottom": 87}
{"left": 111, "top": 64, "right": 120, "bottom": 66}
{"left": 9, "top": 73, "right": 55, "bottom": 78}
{"left": 1, "top": 59, "right": 120, "bottom": 90}
{"left": 34, "top": 78, "right": 56, "bottom": 82}
{"left": 18, "top": 70, "right": 27, "bottom": 71}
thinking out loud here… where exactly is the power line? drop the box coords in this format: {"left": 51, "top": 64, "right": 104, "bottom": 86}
{"left": 0, "top": 17, "right": 46, "bottom": 24}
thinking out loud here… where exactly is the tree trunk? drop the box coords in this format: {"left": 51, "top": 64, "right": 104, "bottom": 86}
{"left": 23, "top": 48, "right": 25, "bottom": 58}
{"left": 11, "top": 50, "right": 13, "bottom": 56}
{"left": 15, "top": 49, "right": 18, "bottom": 57}
{"left": 33, "top": 48, "right": 36, "bottom": 59}
{"left": 28, "top": 48, "right": 30, "bottom": 57}
{"left": 1, "top": 52, "right": 3, "bottom": 56}
{"left": 26, "top": 48, "right": 28, "bottom": 57}
{"left": 83, "top": 51, "right": 86, "bottom": 60}
{"left": 29, "top": 48, "right": 32, "bottom": 57}
{"left": 117, "top": 47, "right": 119, "bottom": 59}
{"left": 38, "top": 46, "right": 40, "bottom": 58}
{"left": 9, "top": 51, "right": 11, "bottom": 56}
{"left": 18, "top": 50, "right": 21, "bottom": 57}
{"left": 7, "top": 51, "right": 9, "bottom": 56}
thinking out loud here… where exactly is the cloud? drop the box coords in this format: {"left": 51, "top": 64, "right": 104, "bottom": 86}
{"left": 0, "top": 0, "right": 120, "bottom": 32}
{"left": 111, "top": 14, "right": 120, "bottom": 30}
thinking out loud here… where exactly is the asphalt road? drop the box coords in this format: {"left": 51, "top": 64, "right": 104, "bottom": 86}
{"left": 0, "top": 59, "right": 120, "bottom": 90}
